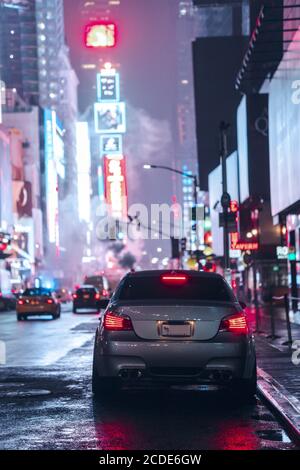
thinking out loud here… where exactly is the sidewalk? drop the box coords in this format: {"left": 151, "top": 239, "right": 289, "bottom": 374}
{"left": 247, "top": 305, "right": 300, "bottom": 441}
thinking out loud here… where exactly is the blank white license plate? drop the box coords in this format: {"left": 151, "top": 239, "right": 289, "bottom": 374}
{"left": 83, "top": 295, "right": 90, "bottom": 299}
{"left": 161, "top": 323, "right": 192, "bottom": 337}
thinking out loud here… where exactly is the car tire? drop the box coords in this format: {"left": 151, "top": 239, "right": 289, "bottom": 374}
{"left": 17, "top": 315, "right": 23, "bottom": 321}
{"left": 73, "top": 306, "right": 77, "bottom": 314}
{"left": 235, "top": 362, "right": 257, "bottom": 401}
{"left": 92, "top": 337, "right": 119, "bottom": 399}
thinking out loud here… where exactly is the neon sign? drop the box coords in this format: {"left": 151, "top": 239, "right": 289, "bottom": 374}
{"left": 104, "top": 156, "right": 128, "bottom": 220}
{"left": 85, "top": 23, "right": 117, "bottom": 48}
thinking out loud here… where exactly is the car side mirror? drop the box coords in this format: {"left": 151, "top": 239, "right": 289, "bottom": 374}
{"left": 239, "top": 301, "right": 247, "bottom": 310}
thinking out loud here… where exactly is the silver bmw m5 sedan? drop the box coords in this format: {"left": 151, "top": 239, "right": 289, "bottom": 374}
{"left": 92, "top": 270, "right": 256, "bottom": 399}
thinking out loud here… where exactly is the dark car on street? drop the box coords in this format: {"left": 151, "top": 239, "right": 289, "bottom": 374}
{"left": 73, "top": 285, "right": 102, "bottom": 313}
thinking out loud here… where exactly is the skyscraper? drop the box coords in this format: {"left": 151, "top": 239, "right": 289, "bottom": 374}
{"left": 0, "top": 0, "right": 39, "bottom": 105}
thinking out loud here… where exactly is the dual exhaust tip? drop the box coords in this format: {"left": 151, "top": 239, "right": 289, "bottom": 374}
{"left": 207, "top": 370, "right": 233, "bottom": 382}
{"left": 118, "top": 368, "right": 233, "bottom": 382}
{"left": 119, "top": 369, "right": 144, "bottom": 379}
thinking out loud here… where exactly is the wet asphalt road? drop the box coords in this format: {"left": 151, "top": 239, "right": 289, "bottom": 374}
{"left": 0, "top": 306, "right": 299, "bottom": 450}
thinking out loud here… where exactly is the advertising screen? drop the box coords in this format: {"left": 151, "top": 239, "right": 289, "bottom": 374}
{"left": 44, "top": 109, "right": 59, "bottom": 245}
{"left": 85, "top": 23, "right": 117, "bottom": 48}
{"left": 97, "top": 73, "right": 120, "bottom": 102}
{"left": 100, "top": 135, "right": 123, "bottom": 155}
{"left": 237, "top": 96, "right": 249, "bottom": 203}
{"left": 104, "top": 155, "right": 128, "bottom": 220}
{"left": 76, "top": 122, "right": 91, "bottom": 223}
{"left": 94, "top": 102, "right": 126, "bottom": 134}
{"left": 269, "top": 73, "right": 300, "bottom": 215}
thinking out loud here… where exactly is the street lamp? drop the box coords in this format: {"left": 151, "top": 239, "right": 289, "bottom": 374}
{"left": 143, "top": 163, "right": 201, "bottom": 271}
{"left": 143, "top": 164, "right": 199, "bottom": 206}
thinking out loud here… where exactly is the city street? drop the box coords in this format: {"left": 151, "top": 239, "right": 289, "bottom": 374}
{"left": 0, "top": 307, "right": 298, "bottom": 451}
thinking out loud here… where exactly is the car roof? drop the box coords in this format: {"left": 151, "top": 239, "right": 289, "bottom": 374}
{"left": 125, "top": 270, "right": 224, "bottom": 280}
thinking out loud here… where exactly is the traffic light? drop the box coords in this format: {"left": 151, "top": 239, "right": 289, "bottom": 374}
{"left": 180, "top": 238, "right": 187, "bottom": 253}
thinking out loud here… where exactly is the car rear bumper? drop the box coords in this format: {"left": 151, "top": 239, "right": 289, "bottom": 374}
{"left": 74, "top": 301, "right": 99, "bottom": 309}
{"left": 94, "top": 336, "right": 256, "bottom": 382}
{"left": 16, "top": 306, "right": 58, "bottom": 315}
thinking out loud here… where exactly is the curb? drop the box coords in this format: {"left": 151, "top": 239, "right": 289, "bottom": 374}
{"left": 257, "top": 367, "right": 300, "bottom": 444}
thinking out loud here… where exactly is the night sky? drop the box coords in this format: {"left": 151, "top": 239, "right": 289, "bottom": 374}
{"left": 64, "top": 0, "right": 180, "bottom": 259}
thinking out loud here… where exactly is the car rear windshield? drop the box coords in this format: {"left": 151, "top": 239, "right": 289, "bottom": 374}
{"left": 77, "top": 288, "right": 96, "bottom": 294}
{"left": 23, "top": 288, "right": 52, "bottom": 297}
{"left": 117, "top": 276, "right": 235, "bottom": 302}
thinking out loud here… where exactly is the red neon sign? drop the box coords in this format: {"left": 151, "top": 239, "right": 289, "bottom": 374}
{"left": 230, "top": 232, "right": 259, "bottom": 251}
{"left": 85, "top": 23, "right": 117, "bottom": 48}
{"left": 104, "top": 156, "right": 128, "bottom": 219}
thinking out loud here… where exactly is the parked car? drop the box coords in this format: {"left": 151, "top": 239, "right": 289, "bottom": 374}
{"left": 92, "top": 270, "right": 256, "bottom": 400}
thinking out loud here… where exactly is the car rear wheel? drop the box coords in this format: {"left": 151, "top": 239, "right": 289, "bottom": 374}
{"left": 17, "top": 315, "right": 26, "bottom": 321}
{"left": 92, "top": 339, "right": 119, "bottom": 399}
{"left": 234, "top": 362, "right": 257, "bottom": 401}
{"left": 73, "top": 306, "right": 77, "bottom": 314}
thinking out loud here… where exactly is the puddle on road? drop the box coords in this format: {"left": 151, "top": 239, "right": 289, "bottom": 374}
{"left": 256, "top": 429, "right": 291, "bottom": 443}
{"left": 0, "top": 385, "right": 52, "bottom": 399}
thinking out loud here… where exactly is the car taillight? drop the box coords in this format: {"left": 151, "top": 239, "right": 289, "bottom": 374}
{"left": 95, "top": 293, "right": 101, "bottom": 300}
{"left": 103, "top": 312, "right": 133, "bottom": 331}
{"left": 18, "top": 299, "right": 25, "bottom": 305}
{"left": 73, "top": 294, "right": 78, "bottom": 299}
{"left": 102, "top": 289, "right": 109, "bottom": 297}
{"left": 219, "top": 313, "right": 248, "bottom": 334}
{"left": 47, "top": 299, "right": 54, "bottom": 304}
{"left": 161, "top": 274, "right": 188, "bottom": 285}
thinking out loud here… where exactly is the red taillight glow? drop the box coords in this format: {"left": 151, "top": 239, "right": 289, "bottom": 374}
{"left": 102, "top": 289, "right": 109, "bottom": 297}
{"left": 47, "top": 299, "right": 54, "bottom": 304}
{"left": 85, "top": 23, "right": 117, "bottom": 48}
{"left": 18, "top": 299, "right": 24, "bottom": 305}
{"left": 73, "top": 294, "right": 78, "bottom": 299}
{"left": 103, "top": 312, "right": 133, "bottom": 331}
{"left": 95, "top": 293, "right": 101, "bottom": 300}
{"left": 220, "top": 313, "right": 248, "bottom": 334}
{"left": 161, "top": 274, "right": 188, "bottom": 285}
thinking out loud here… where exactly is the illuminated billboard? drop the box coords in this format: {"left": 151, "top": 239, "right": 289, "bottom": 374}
{"left": 76, "top": 122, "right": 91, "bottom": 223}
{"left": 100, "top": 135, "right": 123, "bottom": 155}
{"left": 44, "top": 109, "right": 61, "bottom": 246}
{"left": 104, "top": 155, "right": 128, "bottom": 220}
{"left": 85, "top": 23, "right": 117, "bottom": 48}
{"left": 97, "top": 73, "right": 120, "bottom": 102}
{"left": 269, "top": 74, "right": 300, "bottom": 215}
{"left": 94, "top": 102, "right": 126, "bottom": 134}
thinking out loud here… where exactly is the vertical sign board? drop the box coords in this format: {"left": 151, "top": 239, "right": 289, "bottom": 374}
{"left": 97, "top": 73, "right": 120, "bottom": 102}
{"left": 44, "top": 109, "right": 59, "bottom": 246}
{"left": 104, "top": 156, "right": 128, "bottom": 220}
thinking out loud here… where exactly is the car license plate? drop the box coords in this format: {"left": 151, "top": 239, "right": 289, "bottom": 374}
{"left": 83, "top": 295, "right": 89, "bottom": 299}
{"left": 161, "top": 323, "right": 192, "bottom": 337}
{"left": 31, "top": 300, "right": 39, "bottom": 305}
